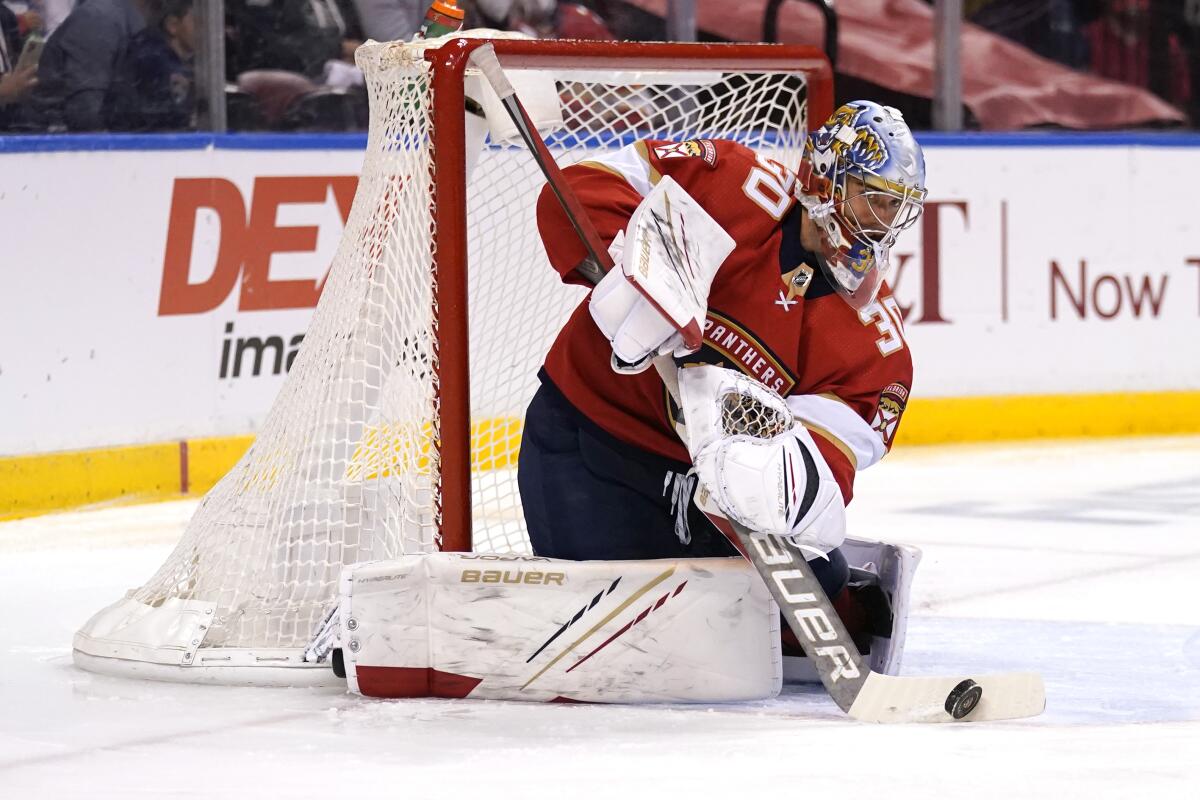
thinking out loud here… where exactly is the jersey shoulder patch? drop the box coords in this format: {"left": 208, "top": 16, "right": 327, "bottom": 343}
{"left": 871, "top": 382, "right": 910, "bottom": 450}
{"left": 653, "top": 139, "right": 719, "bottom": 168}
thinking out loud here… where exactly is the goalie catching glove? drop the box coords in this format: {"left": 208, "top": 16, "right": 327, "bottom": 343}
{"left": 677, "top": 365, "right": 847, "bottom": 558}
{"left": 589, "top": 176, "right": 735, "bottom": 373}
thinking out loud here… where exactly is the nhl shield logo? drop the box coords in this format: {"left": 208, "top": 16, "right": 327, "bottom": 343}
{"left": 871, "top": 382, "right": 909, "bottom": 449}
{"left": 781, "top": 264, "right": 814, "bottom": 300}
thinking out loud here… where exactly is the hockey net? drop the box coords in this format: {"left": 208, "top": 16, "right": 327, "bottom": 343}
{"left": 73, "top": 35, "right": 831, "bottom": 685}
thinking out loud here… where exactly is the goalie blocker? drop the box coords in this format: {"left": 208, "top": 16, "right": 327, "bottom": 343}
{"left": 311, "top": 542, "right": 918, "bottom": 702}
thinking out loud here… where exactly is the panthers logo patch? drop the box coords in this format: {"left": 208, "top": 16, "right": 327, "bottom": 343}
{"left": 871, "top": 382, "right": 909, "bottom": 449}
{"left": 653, "top": 139, "right": 718, "bottom": 168}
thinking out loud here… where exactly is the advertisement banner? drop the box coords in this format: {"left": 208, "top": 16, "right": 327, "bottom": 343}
{"left": 895, "top": 142, "right": 1198, "bottom": 399}
{"left": 1, "top": 136, "right": 1198, "bottom": 458}
{"left": 2, "top": 145, "right": 362, "bottom": 455}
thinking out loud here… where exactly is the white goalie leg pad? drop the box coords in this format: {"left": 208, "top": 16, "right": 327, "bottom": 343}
{"left": 782, "top": 536, "right": 922, "bottom": 683}
{"left": 589, "top": 176, "right": 735, "bottom": 367}
{"left": 678, "top": 365, "right": 847, "bottom": 556}
{"left": 841, "top": 537, "right": 922, "bottom": 675}
{"left": 338, "top": 553, "right": 781, "bottom": 703}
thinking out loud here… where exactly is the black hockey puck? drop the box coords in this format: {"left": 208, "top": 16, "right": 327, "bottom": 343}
{"left": 945, "top": 679, "right": 983, "bottom": 719}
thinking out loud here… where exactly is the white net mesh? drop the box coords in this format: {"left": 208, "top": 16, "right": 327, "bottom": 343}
{"left": 82, "top": 38, "right": 814, "bottom": 664}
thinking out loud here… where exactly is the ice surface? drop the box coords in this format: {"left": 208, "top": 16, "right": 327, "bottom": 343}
{"left": 2, "top": 436, "right": 1198, "bottom": 798}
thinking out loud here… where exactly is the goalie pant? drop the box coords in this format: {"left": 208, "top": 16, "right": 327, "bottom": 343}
{"left": 517, "top": 374, "right": 850, "bottom": 601}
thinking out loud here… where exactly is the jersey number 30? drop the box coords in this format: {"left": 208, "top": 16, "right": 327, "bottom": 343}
{"left": 859, "top": 297, "right": 908, "bottom": 357}
{"left": 742, "top": 155, "right": 795, "bottom": 220}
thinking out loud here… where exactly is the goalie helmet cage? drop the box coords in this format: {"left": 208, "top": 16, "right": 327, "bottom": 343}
{"left": 72, "top": 36, "right": 833, "bottom": 686}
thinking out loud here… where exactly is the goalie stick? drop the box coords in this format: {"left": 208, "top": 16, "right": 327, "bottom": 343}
{"left": 467, "top": 42, "right": 1044, "bottom": 722}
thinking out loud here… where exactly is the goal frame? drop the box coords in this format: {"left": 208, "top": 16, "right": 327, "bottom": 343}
{"left": 72, "top": 37, "right": 834, "bottom": 686}
{"left": 427, "top": 38, "right": 833, "bottom": 553}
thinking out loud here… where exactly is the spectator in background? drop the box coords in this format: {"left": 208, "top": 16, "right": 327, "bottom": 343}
{"left": 0, "top": 2, "right": 38, "bottom": 130}
{"left": 1082, "top": 0, "right": 1196, "bottom": 124}
{"left": 966, "top": 0, "right": 1101, "bottom": 70}
{"left": 2, "top": 1, "right": 45, "bottom": 33}
{"left": 467, "top": 0, "right": 556, "bottom": 37}
{"left": 29, "top": 0, "right": 150, "bottom": 130}
{"left": 554, "top": 3, "right": 616, "bottom": 40}
{"left": 0, "top": 5, "right": 17, "bottom": 63}
{"left": 225, "top": 0, "right": 363, "bottom": 80}
{"left": 44, "top": 0, "right": 76, "bottom": 32}
{"left": 1083, "top": 0, "right": 1149, "bottom": 85}
{"left": 349, "top": 0, "right": 424, "bottom": 41}
{"left": 1150, "top": 0, "right": 1200, "bottom": 125}
{"left": 11, "top": 0, "right": 75, "bottom": 33}
{"left": 107, "top": 0, "right": 195, "bottom": 130}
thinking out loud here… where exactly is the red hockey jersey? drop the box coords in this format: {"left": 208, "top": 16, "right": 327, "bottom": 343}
{"left": 535, "top": 138, "right": 913, "bottom": 504}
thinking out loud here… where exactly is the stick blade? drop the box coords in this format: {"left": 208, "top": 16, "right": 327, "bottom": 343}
{"left": 847, "top": 671, "right": 1045, "bottom": 723}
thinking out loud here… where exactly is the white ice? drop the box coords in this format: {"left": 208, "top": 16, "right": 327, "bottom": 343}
{"left": 2, "top": 436, "right": 1198, "bottom": 799}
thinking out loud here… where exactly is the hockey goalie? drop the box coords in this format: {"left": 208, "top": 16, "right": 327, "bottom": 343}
{"left": 316, "top": 100, "right": 930, "bottom": 703}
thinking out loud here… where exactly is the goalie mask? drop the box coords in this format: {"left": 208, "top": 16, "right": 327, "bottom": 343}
{"left": 797, "top": 101, "right": 927, "bottom": 310}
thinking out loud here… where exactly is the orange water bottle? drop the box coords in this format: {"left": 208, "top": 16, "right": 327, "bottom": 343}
{"left": 418, "top": 0, "right": 466, "bottom": 39}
